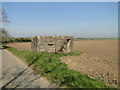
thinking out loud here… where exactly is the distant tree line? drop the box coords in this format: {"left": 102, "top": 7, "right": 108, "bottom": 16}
{"left": 2, "top": 37, "right": 31, "bottom": 43}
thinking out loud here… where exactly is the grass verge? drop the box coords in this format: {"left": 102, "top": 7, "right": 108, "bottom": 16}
{"left": 5, "top": 46, "right": 112, "bottom": 88}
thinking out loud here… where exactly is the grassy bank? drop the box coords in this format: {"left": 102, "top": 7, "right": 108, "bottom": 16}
{"left": 6, "top": 46, "right": 112, "bottom": 88}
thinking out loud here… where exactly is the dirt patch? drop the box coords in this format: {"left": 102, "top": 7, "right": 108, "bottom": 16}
{"left": 6, "top": 42, "right": 32, "bottom": 51}
{"left": 6, "top": 40, "right": 118, "bottom": 87}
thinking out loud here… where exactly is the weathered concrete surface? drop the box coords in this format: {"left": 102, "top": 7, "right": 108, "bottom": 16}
{"left": 2, "top": 49, "right": 55, "bottom": 88}
{"left": 31, "top": 36, "right": 74, "bottom": 54}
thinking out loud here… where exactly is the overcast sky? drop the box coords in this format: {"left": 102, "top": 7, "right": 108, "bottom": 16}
{"left": 3, "top": 2, "right": 118, "bottom": 38}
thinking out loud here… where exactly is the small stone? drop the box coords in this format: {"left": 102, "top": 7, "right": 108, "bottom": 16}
{"left": 101, "top": 75, "right": 105, "bottom": 78}
{"left": 108, "top": 79, "right": 114, "bottom": 84}
{"left": 107, "top": 73, "right": 109, "bottom": 76}
{"left": 94, "top": 74, "right": 100, "bottom": 79}
{"left": 114, "top": 80, "right": 118, "bottom": 84}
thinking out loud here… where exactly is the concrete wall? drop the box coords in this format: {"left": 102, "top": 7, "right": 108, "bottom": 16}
{"left": 31, "top": 36, "right": 74, "bottom": 53}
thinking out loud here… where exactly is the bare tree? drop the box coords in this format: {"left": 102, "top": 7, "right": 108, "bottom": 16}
{"left": 0, "top": 3, "right": 9, "bottom": 23}
{"left": 1, "top": 8, "right": 10, "bottom": 23}
{"left": 0, "top": 28, "right": 10, "bottom": 38}
{"left": 0, "top": 5, "right": 10, "bottom": 39}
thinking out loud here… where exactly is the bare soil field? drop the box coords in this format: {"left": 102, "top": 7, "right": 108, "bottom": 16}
{"left": 62, "top": 40, "right": 118, "bottom": 87}
{"left": 6, "top": 42, "right": 32, "bottom": 51}
{"left": 6, "top": 40, "right": 118, "bottom": 87}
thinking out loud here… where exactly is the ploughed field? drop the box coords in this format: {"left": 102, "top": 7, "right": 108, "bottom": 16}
{"left": 6, "top": 40, "right": 118, "bottom": 87}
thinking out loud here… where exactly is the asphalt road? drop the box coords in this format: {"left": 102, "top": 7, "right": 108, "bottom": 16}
{"left": 2, "top": 49, "right": 55, "bottom": 88}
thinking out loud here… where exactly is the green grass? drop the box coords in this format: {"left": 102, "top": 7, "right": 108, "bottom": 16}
{"left": 6, "top": 46, "right": 113, "bottom": 88}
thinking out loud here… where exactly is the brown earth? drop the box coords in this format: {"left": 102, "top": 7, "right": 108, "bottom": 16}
{"left": 6, "top": 40, "right": 118, "bottom": 87}
{"left": 62, "top": 40, "right": 118, "bottom": 87}
{"left": 6, "top": 42, "right": 32, "bottom": 51}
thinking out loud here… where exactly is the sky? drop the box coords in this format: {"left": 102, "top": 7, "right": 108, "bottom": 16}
{"left": 3, "top": 2, "right": 118, "bottom": 38}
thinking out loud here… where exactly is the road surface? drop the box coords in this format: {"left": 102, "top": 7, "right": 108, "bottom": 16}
{"left": 2, "top": 49, "right": 55, "bottom": 88}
